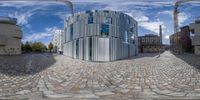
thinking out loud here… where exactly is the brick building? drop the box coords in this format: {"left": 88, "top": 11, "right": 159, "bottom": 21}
{"left": 170, "top": 26, "right": 192, "bottom": 54}
{"left": 138, "top": 34, "right": 162, "bottom": 53}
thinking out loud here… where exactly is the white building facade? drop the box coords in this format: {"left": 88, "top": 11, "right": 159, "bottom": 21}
{"left": 0, "top": 17, "right": 22, "bottom": 55}
{"left": 190, "top": 19, "right": 200, "bottom": 55}
{"left": 52, "top": 30, "right": 64, "bottom": 53}
{"left": 63, "top": 10, "right": 138, "bottom": 61}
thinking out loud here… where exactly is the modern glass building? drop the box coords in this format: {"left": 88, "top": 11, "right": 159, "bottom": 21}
{"left": 63, "top": 10, "right": 138, "bottom": 61}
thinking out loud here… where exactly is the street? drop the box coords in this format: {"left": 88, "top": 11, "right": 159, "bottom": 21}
{"left": 0, "top": 51, "right": 200, "bottom": 100}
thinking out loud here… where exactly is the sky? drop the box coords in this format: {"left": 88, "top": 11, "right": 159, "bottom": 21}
{"left": 0, "top": 0, "right": 200, "bottom": 45}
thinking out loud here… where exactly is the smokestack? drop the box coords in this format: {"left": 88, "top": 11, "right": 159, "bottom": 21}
{"left": 159, "top": 25, "right": 162, "bottom": 45}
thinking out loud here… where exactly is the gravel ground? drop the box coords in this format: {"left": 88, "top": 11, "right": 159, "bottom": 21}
{"left": 0, "top": 51, "right": 200, "bottom": 100}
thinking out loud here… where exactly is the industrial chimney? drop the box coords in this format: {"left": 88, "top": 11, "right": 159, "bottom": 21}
{"left": 159, "top": 25, "right": 162, "bottom": 45}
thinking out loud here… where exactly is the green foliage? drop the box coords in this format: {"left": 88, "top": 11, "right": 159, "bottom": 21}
{"left": 48, "top": 42, "right": 54, "bottom": 52}
{"left": 21, "top": 42, "right": 25, "bottom": 52}
{"left": 24, "top": 41, "right": 32, "bottom": 52}
{"left": 22, "top": 41, "right": 47, "bottom": 53}
{"left": 32, "top": 42, "right": 47, "bottom": 52}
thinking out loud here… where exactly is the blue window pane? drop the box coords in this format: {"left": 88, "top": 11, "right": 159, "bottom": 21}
{"left": 88, "top": 17, "right": 93, "bottom": 24}
{"left": 104, "top": 17, "right": 112, "bottom": 24}
{"left": 130, "top": 27, "right": 134, "bottom": 32}
{"left": 124, "top": 31, "right": 128, "bottom": 43}
{"left": 77, "top": 15, "right": 81, "bottom": 21}
{"left": 70, "top": 24, "right": 73, "bottom": 40}
{"left": 86, "top": 11, "right": 93, "bottom": 16}
{"left": 101, "top": 24, "right": 109, "bottom": 36}
{"left": 103, "top": 10, "right": 109, "bottom": 13}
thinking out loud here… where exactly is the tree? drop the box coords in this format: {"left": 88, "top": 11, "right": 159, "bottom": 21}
{"left": 32, "top": 42, "right": 46, "bottom": 52}
{"left": 21, "top": 42, "right": 25, "bottom": 52}
{"left": 24, "top": 41, "right": 32, "bottom": 52}
{"left": 48, "top": 42, "right": 53, "bottom": 53}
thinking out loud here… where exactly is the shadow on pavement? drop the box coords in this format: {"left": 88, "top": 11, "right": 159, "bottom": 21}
{"left": 173, "top": 53, "right": 200, "bottom": 70}
{"left": 127, "top": 52, "right": 160, "bottom": 60}
{"left": 0, "top": 53, "right": 56, "bottom": 76}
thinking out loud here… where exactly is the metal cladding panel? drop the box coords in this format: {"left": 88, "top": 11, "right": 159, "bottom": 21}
{"left": 74, "top": 22, "right": 77, "bottom": 39}
{"left": 84, "top": 37, "right": 89, "bottom": 61}
{"left": 95, "top": 38, "right": 110, "bottom": 61}
{"left": 129, "top": 44, "right": 135, "bottom": 57}
{"left": 121, "top": 43, "right": 128, "bottom": 59}
{"left": 116, "top": 39, "right": 121, "bottom": 60}
{"left": 73, "top": 41, "right": 76, "bottom": 58}
{"left": 78, "top": 39, "right": 81, "bottom": 59}
{"left": 104, "top": 38, "right": 110, "bottom": 61}
{"left": 110, "top": 37, "right": 118, "bottom": 61}
{"left": 98, "top": 38, "right": 105, "bottom": 61}
{"left": 63, "top": 44, "right": 67, "bottom": 55}
{"left": 95, "top": 37, "right": 99, "bottom": 61}
{"left": 63, "top": 10, "right": 138, "bottom": 62}
{"left": 68, "top": 42, "right": 72, "bottom": 58}
{"left": 63, "top": 42, "right": 73, "bottom": 57}
{"left": 80, "top": 21, "right": 83, "bottom": 37}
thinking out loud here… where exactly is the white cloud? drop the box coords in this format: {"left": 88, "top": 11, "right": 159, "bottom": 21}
{"left": 22, "top": 27, "right": 60, "bottom": 42}
{"left": 179, "top": 13, "right": 189, "bottom": 26}
{"left": 140, "top": 21, "right": 165, "bottom": 34}
{"left": 127, "top": 12, "right": 165, "bottom": 34}
{"left": 165, "top": 35, "right": 169, "bottom": 39}
{"left": 1, "top": 1, "right": 69, "bottom": 26}
{"left": 159, "top": 10, "right": 189, "bottom": 26}
{"left": 0, "top": 1, "right": 65, "bottom": 8}
{"left": 159, "top": 10, "right": 172, "bottom": 16}
{"left": 131, "top": 14, "right": 149, "bottom": 22}
{"left": 8, "top": 11, "right": 32, "bottom": 25}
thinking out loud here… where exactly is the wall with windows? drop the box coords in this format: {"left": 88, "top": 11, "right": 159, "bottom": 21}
{"left": 63, "top": 10, "right": 138, "bottom": 61}
{"left": 0, "top": 17, "right": 22, "bottom": 55}
{"left": 52, "top": 30, "right": 64, "bottom": 53}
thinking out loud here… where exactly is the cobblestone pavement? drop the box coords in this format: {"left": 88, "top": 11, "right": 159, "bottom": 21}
{"left": 0, "top": 51, "right": 200, "bottom": 100}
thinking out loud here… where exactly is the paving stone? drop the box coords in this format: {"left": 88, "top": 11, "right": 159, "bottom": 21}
{"left": 73, "top": 93, "right": 100, "bottom": 99}
{"left": 0, "top": 52, "right": 200, "bottom": 99}
{"left": 44, "top": 94, "right": 73, "bottom": 98}
{"left": 95, "top": 91, "right": 115, "bottom": 96}
{"left": 16, "top": 90, "right": 31, "bottom": 95}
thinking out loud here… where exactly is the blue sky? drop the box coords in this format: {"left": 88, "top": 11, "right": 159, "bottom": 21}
{"left": 0, "top": 0, "right": 200, "bottom": 45}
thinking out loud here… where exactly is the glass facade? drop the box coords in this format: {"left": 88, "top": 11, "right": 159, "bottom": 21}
{"left": 89, "top": 38, "right": 92, "bottom": 60}
{"left": 101, "top": 24, "right": 109, "bottom": 36}
{"left": 88, "top": 16, "right": 93, "bottom": 24}
{"left": 104, "top": 17, "right": 112, "bottom": 24}
{"left": 124, "top": 31, "right": 128, "bottom": 43}
{"left": 63, "top": 10, "right": 138, "bottom": 62}
{"left": 70, "top": 24, "right": 73, "bottom": 40}
{"left": 87, "top": 10, "right": 93, "bottom": 24}
{"left": 76, "top": 40, "right": 79, "bottom": 58}
{"left": 77, "top": 15, "right": 81, "bottom": 21}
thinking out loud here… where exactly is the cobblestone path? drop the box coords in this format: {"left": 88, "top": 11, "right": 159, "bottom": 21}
{"left": 0, "top": 51, "right": 200, "bottom": 100}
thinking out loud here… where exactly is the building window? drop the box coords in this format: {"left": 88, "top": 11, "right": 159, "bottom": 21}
{"left": 70, "top": 24, "right": 73, "bottom": 40}
{"left": 103, "top": 17, "right": 112, "bottom": 24}
{"left": 131, "top": 35, "right": 135, "bottom": 44}
{"left": 89, "top": 38, "right": 92, "bottom": 60}
{"left": 103, "top": 10, "right": 109, "bottom": 13}
{"left": 101, "top": 24, "right": 109, "bottom": 36}
{"left": 127, "top": 18, "right": 131, "bottom": 24}
{"left": 82, "top": 39, "right": 85, "bottom": 60}
{"left": 124, "top": 31, "right": 128, "bottom": 43}
{"left": 130, "top": 27, "right": 134, "bottom": 33}
{"left": 86, "top": 11, "right": 93, "bottom": 16}
{"left": 77, "top": 15, "right": 81, "bottom": 21}
{"left": 88, "top": 16, "right": 93, "bottom": 24}
{"left": 76, "top": 40, "right": 79, "bottom": 58}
